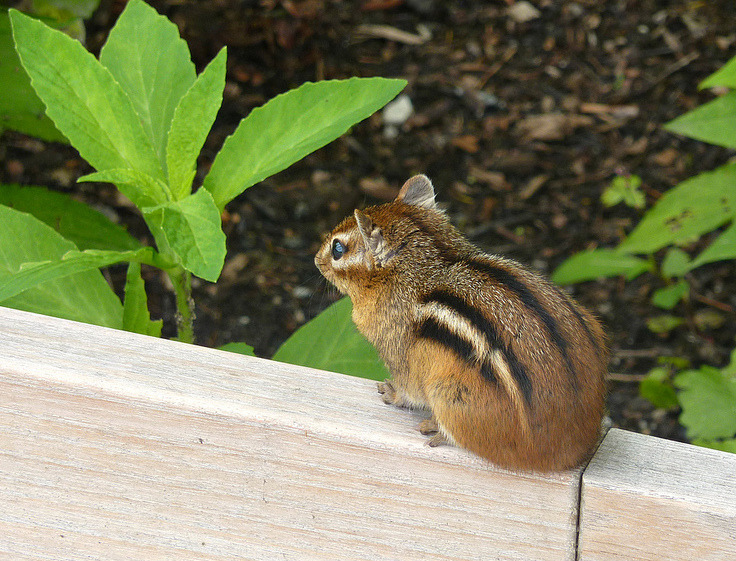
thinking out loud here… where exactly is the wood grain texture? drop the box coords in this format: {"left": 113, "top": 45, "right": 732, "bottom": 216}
{"left": 0, "top": 306, "right": 581, "bottom": 561}
{"left": 579, "top": 428, "right": 736, "bottom": 561}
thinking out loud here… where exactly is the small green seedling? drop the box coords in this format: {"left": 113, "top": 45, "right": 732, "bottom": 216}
{"left": 601, "top": 174, "right": 645, "bottom": 209}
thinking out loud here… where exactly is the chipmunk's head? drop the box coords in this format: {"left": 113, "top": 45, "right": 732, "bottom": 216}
{"left": 315, "top": 175, "right": 451, "bottom": 295}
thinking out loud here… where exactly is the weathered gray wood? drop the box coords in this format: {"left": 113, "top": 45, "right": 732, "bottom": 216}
{"left": 579, "top": 428, "right": 736, "bottom": 561}
{"left": 0, "top": 306, "right": 581, "bottom": 561}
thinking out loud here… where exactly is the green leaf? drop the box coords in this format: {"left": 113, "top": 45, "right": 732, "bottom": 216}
{"left": 656, "top": 355, "right": 691, "bottom": 370}
{"left": 664, "top": 91, "right": 736, "bottom": 150}
{"left": 661, "top": 247, "right": 691, "bottom": 278}
{"left": 700, "top": 54, "right": 736, "bottom": 90}
{"left": 273, "top": 297, "right": 389, "bottom": 381}
{"left": 99, "top": 0, "right": 196, "bottom": 170}
{"left": 600, "top": 191, "right": 621, "bottom": 207}
{"left": 675, "top": 365, "right": 736, "bottom": 440}
{"left": 0, "top": 246, "right": 155, "bottom": 302}
{"left": 618, "top": 163, "right": 736, "bottom": 254}
{"left": 693, "top": 309, "right": 725, "bottom": 331}
{"left": 651, "top": 280, "right": 689, "bottom": 310}
{"left": 0, "top": 183, "right": 141, "bottom": 251}
{"left": 143, "top": 188, "right": 225, "bottom": 282}
{"left": 0, "top": 12, "right": 66, "bottom": 142}
{"left": 601, "top": 175, "right": 645, "bottom": 209}
{"left": 551, "top": 248, "right": 652, "bottom": 285}
{"left": 10, "top": 9, "right": 164, "bottom": 182}
{"left": 692, "top": 438, "right": 736, "bottom": 454}
{"left": 0, "top": 205, "right": 122, "bottom": 328}
{"left": 203, "top": 77, "right": 407, "bottom": 211}
{"left": 22, "top": 1, "right": 98, "bottom": 42}
{"left": 219, "top": 342, "right": 256, "bottom": 356}
{"left": 166, "top": 47, "right": 226, "bottom": 200}
{"left": 688, "top": 222, "right": 736, "bottom": 271}
{"left": 122, "top": 261, "right": 162, "bottom": 337}
{"left": 639, "top": 367, "right": 679, "bottom": 410}
{"left": 78, "top": 168, "right": 171, "bottom": 209}
{"left": 646, "top": 315, "right": 685, "bottom": 334}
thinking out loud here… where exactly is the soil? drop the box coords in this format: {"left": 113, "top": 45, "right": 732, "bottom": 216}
{"left": 2, "top": 0, "right": 735, "bottom": 444}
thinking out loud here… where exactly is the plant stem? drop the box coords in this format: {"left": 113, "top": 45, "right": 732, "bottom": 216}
{"left": 170, "top": 267, "right": 195, "bottom": 344}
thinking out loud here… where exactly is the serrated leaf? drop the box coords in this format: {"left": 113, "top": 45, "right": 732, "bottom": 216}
{"left": 203, "top": 77, "right": 407, "bottom": 211}
{"left": 0, "top": 183, "right": 140, "bottom": 251}
{"left": 123, "top": 261, "right": 162, "bottom": 337}
{"left": 10, "top": 9, "right": 164, "bottom": 181}
{"left": 219, "top": 342, "right": 256, "bottom": 356}
{"left": 699, "top": 54, "right": 736, "bottom": 90}
{"left": 551, "top": 248, "right": 652, "bottom": 285}
{"left": 273, "top": 297, "right": 389, "bottom": 381}
{"left": 0, "top": 12, "right": 66, "bottom": 142}
{"left": 618, "top": 163, "right": 736, "bottom": 254}
{"left": 167, "top": 47, "right": 226, "bottom": 200}
{"left": 664, "top": 91, "right": 736, "bottom": 150}
{"left": 675, "top": 365, "right": 736, "bottom": 440}
{"left": 688, "top": 222, "right": 736, "bottom": 271}
{"left": 646, "top": 315, "right": 684, "bottom": 334}
{"left": 651, "top": 280, "right": 689, "bottom": 310}
{"left": 0, "top": 205, "right": 122, "bottom": 328}
{"left": 99, "top": 0, "right": 196, "bottom": 170}
{"left": 639, "top": 367, "right": 679, "bottom": 410}
{"left": 143, "top": 188, "right": 225, "bottom": 282}
{"left": 78, "top": 168, "right": 171, "bottom": 209}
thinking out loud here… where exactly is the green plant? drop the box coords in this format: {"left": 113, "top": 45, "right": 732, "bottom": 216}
{"left": 273, "top": 298, "right": 388, "bottom": 380}
{"left": 601, "top": 174, "right": 645, "bottom": 209}
{"left": 552, "top": 55, "right": 736, "bottom": 292}
{"left": 0, "top": 0, "right": 406, "bottom": 342}
{"left": 640, "top": 352, "right": 736, "bottom": 452}
{"left": 552, "top": 54, "right": 736, "bottom": 451}
{"left": 0, "top": 0, "right": 101, "bottom": 141}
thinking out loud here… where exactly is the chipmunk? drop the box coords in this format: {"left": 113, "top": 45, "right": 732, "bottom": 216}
{"left": 315, "top": 175, "right": 607, "bottom": 472}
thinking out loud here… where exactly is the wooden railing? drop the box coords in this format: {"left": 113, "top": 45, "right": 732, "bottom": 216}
{"left": 1, "top": 306, "right": 733, "bottom": 560}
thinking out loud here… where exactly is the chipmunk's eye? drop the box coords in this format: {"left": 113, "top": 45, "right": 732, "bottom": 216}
{"left": 331, "top": 239, "right": 346, "bottom": 260}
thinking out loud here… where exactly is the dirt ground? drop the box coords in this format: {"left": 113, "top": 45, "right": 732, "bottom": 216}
{"left": 2, "top": 0, "right": 736, "bottom": 443}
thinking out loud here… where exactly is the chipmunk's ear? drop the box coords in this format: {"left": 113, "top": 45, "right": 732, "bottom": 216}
{"left": 355, "top": 210, "right": 393, "bottom": 267}
{"left": 396, "top": 174, "right": 436, "bottom": 210}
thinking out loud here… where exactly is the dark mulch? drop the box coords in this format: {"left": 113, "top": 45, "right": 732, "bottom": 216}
{"left": 2, "top": 0, "right": 735, "bottom": 444}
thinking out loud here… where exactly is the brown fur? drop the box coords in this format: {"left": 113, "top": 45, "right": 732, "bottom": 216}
{"left": 315, "top": 175, "right": 608, "bottom": 472}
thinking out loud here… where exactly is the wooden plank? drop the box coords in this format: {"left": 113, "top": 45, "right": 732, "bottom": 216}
{"left": 579, "top": 428, "right": 736, "bottom": 561}
{"left": 0, "top": 306, "right": 581, "bottom": 561}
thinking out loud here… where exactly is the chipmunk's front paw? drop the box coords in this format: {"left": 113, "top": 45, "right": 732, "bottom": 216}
{"left": 418, "top": 417, "right": 439, "bottom": 435}
{"left": 425, "top": 432, "right": 451, "bottom": 447}
{"left": 377, "top": 379, "right": 398, "bottom": 405}
{"left": 378, "top": 379, "right": 422, "bottom": 409}
{"left": 418, "top": 417, "right": 450, "bottom": 447}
